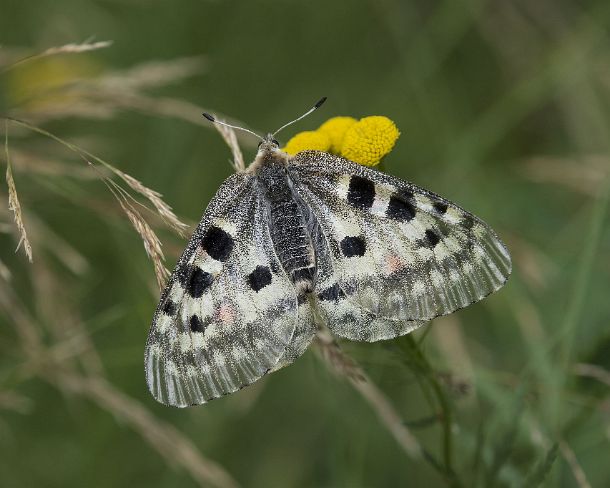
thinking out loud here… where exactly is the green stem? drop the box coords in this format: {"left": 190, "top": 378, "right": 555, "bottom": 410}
{"left": 398, "top": 335, "right": 461, "bottom": 487}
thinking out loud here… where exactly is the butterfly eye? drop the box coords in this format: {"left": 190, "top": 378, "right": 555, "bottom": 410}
{"left": 272, "top": 139, "right": 279, "bottom": 146}
{"left": 258, "top": 141, "right": 263, "bottom": 148}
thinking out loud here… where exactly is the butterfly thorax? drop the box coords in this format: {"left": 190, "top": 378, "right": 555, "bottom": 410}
{"left": 253, "top": 149, "right": 316, "bottom": 295}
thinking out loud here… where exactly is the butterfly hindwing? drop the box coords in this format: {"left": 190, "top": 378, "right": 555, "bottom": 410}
{"left": 311, "top": 220, "right": 427, "bottom": 341}
{"left": 145, "top": 174, "right": 299, "bottom": 407}
{"left": 290, "top": 150, "right": 512, "bottom": 324}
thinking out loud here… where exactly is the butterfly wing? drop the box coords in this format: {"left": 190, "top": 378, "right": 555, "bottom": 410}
{"left": 145, "top": 173, "right": 298, "bottom": 407}
{"left": 311, "top": 218, "right": 427, "bottom": 342}
{"left": 289, "top": 151, "right": 511, "bottom": 329}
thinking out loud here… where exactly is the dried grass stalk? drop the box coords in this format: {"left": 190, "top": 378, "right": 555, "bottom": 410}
{"left": 13, "top": 117, "right": 188, "bottom": 236}
{"left": 54, "top": 372, "right": 240, "bottom": 488}
{"left": 314, "top": 331, "right": 422, "bottom": 460}
{"left": 1, "top": 40, "right": 113, "bottom": 74}
{"left": 122, "top": 203, "right": 170, "bottom": 289}
{"left": 0, "top": 280, "right": 238, "bottom": 488}
{"left": 4, "top": 118, "right": 185, "bottom": 289}
{"left": 559, "top": 440, "right": 592, "bottom": 488}
{"left": 113, "top": 168, "right": 188, "bottom": 236}
{"left": 214, "top": 122, "right": 245, "bottom": 172}
{"left": 41, "top": 40, "right": 113, "bottom": 56}
{"left": 522, "top": 155, "right": 610, "bottom": 196}
{"left": 0, "top": 258, "right": 11, "bottom": 281}
{"left": 96, "top": 56, "right": 205, "bottom": 92}
{"left": 574, "top": 363, "right": 610, "bottom": 388}
{"left": 4, "top": 128, "right": 33, "bottom": 262}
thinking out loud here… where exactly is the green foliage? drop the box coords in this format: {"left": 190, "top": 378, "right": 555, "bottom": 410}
{"left": 1, "top": 0, "right": 610, "bottom": 487}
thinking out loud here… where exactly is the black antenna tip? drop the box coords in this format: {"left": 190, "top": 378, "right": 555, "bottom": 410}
{"left": 202, "top": 113, "right": 215, "bottom": 122}
{"left": 314, "top": 97, "right": 327, "bottom": 109}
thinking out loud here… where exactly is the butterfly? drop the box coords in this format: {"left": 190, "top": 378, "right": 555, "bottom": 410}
{"left": 145, "top": 101, "right": 511, "bottom": 407}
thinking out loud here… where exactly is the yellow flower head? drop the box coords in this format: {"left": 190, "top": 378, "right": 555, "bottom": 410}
{"left": 317, "top": 116, "right": 357, "bottom": 154}
{"left": 283, "top": 131, "right": 330, "bottom": 155}
{"left": 341, "top": 116, "right": 400, "bottom": 167}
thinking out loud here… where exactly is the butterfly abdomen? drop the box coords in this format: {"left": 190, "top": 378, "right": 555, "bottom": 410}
{"left": 256, "top": 162, "right": 316, "bottom": 293}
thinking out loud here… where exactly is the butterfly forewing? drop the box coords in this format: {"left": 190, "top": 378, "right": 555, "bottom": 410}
{"left": 145, "top": 174, "right": 298, "bottom": 407}
{"left": 290, "top": 151, "right": 512, "bottom": 324}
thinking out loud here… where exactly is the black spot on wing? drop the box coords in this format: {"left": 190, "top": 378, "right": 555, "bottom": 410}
{"left": 432, "top": 201, "right": 448, "bottom": 214}
{"left": 424, "top": 229, "right": 441, "bottom": 248}
{"left": 340, "top": 236, "right": 366, "bottom": 257}
{"left": 162, "top": 299, "right": 177, "bottom": 316}
{"left": 318, "top": 283, "right": 345, "bottom": 302}
{"left": 347, "top": 176, "right": 375, "bottom": 209}
{"left": 189, "top": 314, "right": 205, "bottom": 333}
{"left": 461, "top": 215, "right": 475, "bottom": 230}
{"left": 386, "top": 195, "right": 416, "bottom": 222}
{"left": 201, "top": 226, "right": 234, "bottom": 262}
{"left": 248, "top": 265, "right": 272, "bottom": 292}
{"left": 187, "top": 267, "right": 214, "bottom": 298}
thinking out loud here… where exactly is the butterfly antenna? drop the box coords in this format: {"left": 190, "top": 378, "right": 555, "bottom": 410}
{"left": 272, "top": 97, "right": 327, "bottom": 137}
{"left": 202, "top": 113, "right": 263, "bottom": 140}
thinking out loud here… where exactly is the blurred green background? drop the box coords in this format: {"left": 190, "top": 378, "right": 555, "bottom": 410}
{"left": 1, "top": 0, "right": 610, "bottom": 487}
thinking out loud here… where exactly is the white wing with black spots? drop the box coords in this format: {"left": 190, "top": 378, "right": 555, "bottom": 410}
{"left": 145, "top": 173, "right": 298, "bottom": 407}
{"left": 289, "top": 150, "right": 511, "bottom": 324}
{"left": 311, "top": 220, "right": 427, "bottom": 342}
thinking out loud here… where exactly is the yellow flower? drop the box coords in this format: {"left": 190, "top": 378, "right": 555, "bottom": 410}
{"left": 283, "top": 131, "right": 330, "bottom": 155}
{"left": 341, "top": 116, "right": 400, "bottom": 167}
{"left": 317, "top": 116, "right": 357, "bottom": 154}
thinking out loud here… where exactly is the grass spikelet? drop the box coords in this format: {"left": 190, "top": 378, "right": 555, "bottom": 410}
{"left": 0, "top": 40, "right": 112, "bottom": 74}
{"left": 112, "top": 168, "right": 189, "bottom": 236}
{"left": 4, "top": 126, "right": 33, "bottom": 262}
{"left": 122, "top": 204, "right": 170, "bottom": 289}
{"left": 3, "top": 117, "right": 179, "bottom": 288}
{"left": 214, "top": 120, "right": 246, "bottom": 172}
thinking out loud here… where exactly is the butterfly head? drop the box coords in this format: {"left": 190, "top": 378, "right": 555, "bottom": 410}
{"left": 257, "top": 134, "right": 281, "bottom": 153}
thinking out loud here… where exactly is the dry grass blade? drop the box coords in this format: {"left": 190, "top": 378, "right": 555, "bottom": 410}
{"left": 0, "top": 257, "right": 11, "bottom": 281}
{"left": 121, "top": 202, "right": 170, "bottom": 289}
{"left": 113, "top": 168, "right": 188, "bottom": 236}
{"left": 0, "top": 275, "right": 238, "bottom": 488}
{"left": 314, "top": 331, "right": 422, "bottom": 460}
{"left": 4, "top": 117, "right": 184, "bottom": 288}
{"left": 96, "top": 56, "right": 205, "bottom": 91}
{"left": 11, "top": 117, "right": 187, "bottom": 236}
{"left": 4, "top": 127, "right": 33, "bottom": 262}
{"left": 214, "top": 122, "right": 246, "bottom": 172}
{"left": 574, "top": 363, "right": 610, "bottom": 388}
{"left": 52, "top": 372, "right": 240, "bottom": 488}
{"left": 215, "top": 124, "right": 245, "bottom": 172}
{"left": 0, "top": 40, "right": 112, "bottom": 74}
{"left": 558, "top": 440, "right": 591, "bottom": 488}
{"left": 3, "top": 118, "right": 187, "bottom": 239}
{"left": 41, "top": 40, "right": 113, "bottom": 55}
{"left": 9, "top": 147, "right": 100, "bottom": 180}
{"left": 521, "top": 155, "right": 610, "bottom": 196}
